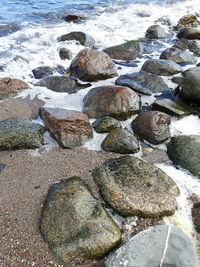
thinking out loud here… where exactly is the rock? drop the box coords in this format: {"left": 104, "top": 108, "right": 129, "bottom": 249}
{"left": 188, "top": 40, "right": 200, "bottom": 55}
{"left": 103, "top": 40, "right": 143, "bottom": 60}
{"left": 192, "top": 202, "right": 200, "bottom": 233}
{"left": 131, "top": 111, "right": 171, "bottom": 145}
{"left": 160, "top": 47, "right": 196, "bottom": 64}
{"left": 101, "top": 128, "right": 140, "bottom": 154}
{"left": 59, "top": 47, "right": 73, "bottom": 60}
{"left": 0, "top": 77, "right": 29, "bottom": 100}
{"left": 145, "top": 25, "right": 168, "bottom": 39}
{"left": 40, "top": 107, "right": 93, "bottom": 148}
{"left": 174, "top": 38, "right": 190, "bottom": 50}
{"left": 177, "top": 27, "right": 200, "bottom": 40}
{"left": 58, "top": 31, "right": 95, "bottom": 48}
{"left": 0, "top": 95, "right": 44, "bottom": 121}
{"left": 103, "top": 225, "right": 199, "bottom": 267}
{"left": 0, "top": 23, "right": 21, "bottom": 37}
{"left": 70, "top": 48, "right": 117, "bottom": 82}
{"left": 62, "top": 14, "right": 85, "bottom": 23}
{"left": 141, "top": 147, "right": 172, "bottom": 165}
{"left": 167, "top": 135, "right": 200, "bottom": 178}
{"left": 83, "top": 85, "right": 140, "bottom": 120}
{"left": 93, "top": 156, "right": 179, "bottom": 217}
{"left": 181, "top": 67, "right": 200, "bottom": 102}
{"left": 0, "top": 163, "right": 5, "bottom": 173}
{"left": 155, "top": 15, "right": 173, "bottom": 26}
{"left": 0, "top": 117, "right": 44, "bottom": 151}
{"left": 176, "top": 14, "right": 200, "bottom": 29}
{"left": 115, "top": 71, "right": 169, "bottom": 95}
{"left": 40, "top": 177, "right": 122, "bottom": 266}
{"left": 152, "top": 99, "right": 194, "bottom": 117}
{"left": 141, "top": 59, "right": 183, "bottom": 76}
{"left": 92, "top": 116, "right": 121, "bottom": 133}
{"left": 32, "top": 66, "right": 58, "bottom": 79}
{"left": 171, "top": 75, "right": 184, "bottom": 85}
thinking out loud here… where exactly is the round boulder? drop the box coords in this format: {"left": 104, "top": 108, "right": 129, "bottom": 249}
{"left": 145, "top": 25, "right": 168, "bottom": 39}
{"left": 59, "top": 47, "right": 73, "bottom": 60}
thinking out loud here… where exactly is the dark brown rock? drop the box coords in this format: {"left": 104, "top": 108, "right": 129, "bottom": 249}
{"left": 192, "top": 202, "right": 200, "bottom": 233}
{"left": 40, "top": 107, "right": 93, "bottom": 148}
{"left": 62, "top": 14, "right": 85, "bottom": 23}
{"left": 177, "top": 27, "right": 200, "bottom": 40}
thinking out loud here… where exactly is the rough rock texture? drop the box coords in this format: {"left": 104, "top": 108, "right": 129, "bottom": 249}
{"left": 101, "top": 128, "right": 140, "bottom": 154}
{"left": 40, "top": 107, "right": 93, "bottom": 148}
{"left": 83, "top": 85, "right": 140, "bottom": 120}
{"left": 174, "top": 38, "right": 191, "bottom": 50}
{"left": 160, "top": 47, "right": 196, "bottom": 64}
{"left": 176, "top": 14, "right": 200, "bottom": 29}
{"left": 59, "top": 47, "right": 73, "bottom": 60}
{"left": 115, "top": 71, "right": 169, "bottom": 95}
{"left": 93, "top": 156, "right": 179, "bottom": 217}
{"left": 141, "top": 59, "right": 182, "bottom": 76}
{"left": 0, "top": 96, "right": 44, "bottom": 121}
{"left": 103, "top": 40, "right": 143, "bottom": 60}
{"left": 92, "top": 116, "right": 121, "bottom": 133}
{"left": 103, "top": 225, "right": 199, "bottom": 267}
{"left": 62, "top": 15, "right": 85, "bottom": 23}
{"left": 181, "top": 67, "right": 200, "bottom": 102}
{"left": 177, "top": 27, "right": 200, "bottom": 40}
{"left": 40, "top": 177, "right": 122, "bottom": 266}
{"left": 155, "top": 15, "right": 172, "bottom": 26}
{"left": 189, "top": 40, "right": 200, "bottom": 55}
{"left": 167, "top": 135, "right": 200, "bottom": 178}
{"left": 0, "top": 117, "right": 44, "bottom": 150}
{"left": 32, "top": 66, "right": 58, "bottom": 79}
{"left": 131, "top": 111, "right": 171, "bottom": 145}
{"left": 70, "top": 48, "right": 118, "bottom": 82}
{"left": 0, "top": 77, "right": 29, "bottom": 99}
{"left": 58, "top": 31, "right": 95, "bottom": 48}
{"left": 192, "top": 202, "right": 200, "bottom": 233}
{"left": 145, "top": 25, "right": 168, "bottom": 39}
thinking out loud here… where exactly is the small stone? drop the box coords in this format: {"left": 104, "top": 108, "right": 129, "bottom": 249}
{"left": 92, "top": 116, "right": 121, "bottom": 133}
{"left": 59, "top": 47, "right": 73, "bottom": 60}
{"left": 145, "top": 25, "right": 168, "bottom": 39}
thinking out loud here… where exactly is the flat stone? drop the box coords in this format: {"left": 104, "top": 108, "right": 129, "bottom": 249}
{"left": 160, "top": 47, "right": 196, "bottom": 64}
{"left": 32, "top": 66, "right": 58, "bottom": 79}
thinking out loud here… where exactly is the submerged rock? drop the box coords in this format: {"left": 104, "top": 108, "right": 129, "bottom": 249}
{"left": 115, "top": 71, "right": 169, "bottom": 95}
{"left": 103, "top": 225, "right": 199, "bottom": 267}
{"left": 145, "top": 25, "right": 168, "bottom": 39}
{"left": 93, "top": 156, "right": 179, "bottom": 217}
{"left": 131, "top": 111, "right": 171, "bottom": 145}
{"left": 92, "top": 116, "right": 121, "bottom": 133}
{"left": 101, "top": 128, "right": 140, "bottom": 154}
{"left": 160, "top": 47, "right": 196, "bottom": 64}
{"left": 141, "top": 59, "right": 182, "bottom": 76}
{"left": 70, "top": 48, "right": 117, "bottom": 82}
{"left": 83, "top": 85, "right": 140, "bottom": 120}
{"left": 40, "top": 177, "right": 122, "bottom": 266}
{"left": 103, "top": 40, "right": 143, "bottom": 60}
{"left": 192, "top": 202, "right": 200, "bottom": 233}
{"left": 0, "top": 117, "right": 44, "bottom": 150}
{"left": 58, "top": 31, "right": 95, "bottom": 48}
{"left": 177, "top": 27, "right": 200, "bottom": 40}
{"left": 40, "top": 107, "right": 93, "bottom": 148}
{"left": 167, "top": 135, "right": 200, "bottom": 178}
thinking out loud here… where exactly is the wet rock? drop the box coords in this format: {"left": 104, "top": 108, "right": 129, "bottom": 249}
{"left": 92, "top": 116, "right": 121, "bottom": 133}
{"left": 171, "top": 75, "right": 183, "bottom": 85}
{"left": 141, "top": 147, "right": 172, "bottom": 165}
{"left": 103, "top": 225, "right": 199, "bottom": 267}
{"left": 40, "top": 177, "right": 122, "bottom": 266}
{"left": 152, "top": 99, "right": 193, "bottom": 117}
{"left": 101, "top": 128, "right": 140, "bottom": 154}
{"left": 115, "top": 71, "right": 169, "bottom": 95}
{"left": 70, "top": 48, "right": 117, "bottom": 82}
{"left": 160, "top": 47, "right": 196, "bottom": 64}
{"left": 131, "top": 111, "right": 171, "bottom": 145}
{"left": 103, "top": 40, "right": 143, "bottom": 60}
{"left": 141, "top": 59, "right": 182, "bottom": 76}
{"left": 83, "top": 85, "right": 140, "bottom": 120}
{"left": 173, "top": 38, "right": 190, "bottom": 50}
{"left": 177, "top": 27, "right": 200, "bottom": 40}
{"left": 93, "top": 156, "right": 179, "bottom": 217}
{"left": 58, "top": 31, "right": 95, "bottom": 48}
{"left": 145, "top": 25, "right": 168, "bottom": 39}
{"left": 181, "top": 67, "right": 200, "bottom": 102}
{"left": 32, "top": 66, "right": 59, "bottom": 79}
{"left": 59, "top": 47, "right": 73, "bottom": 60}
{"left": 0, "top": 23, "right": 21, "bottom": 37}
{"left": 167, "top": 135, "right": 200, "bottom": 178}
{"left": 155, "top": 15, "right": 173, "bottom": 26}
{"left": 0, "top": 96, "right": 44, "bottom": 121}
{"left": 0, "top": 117, "right": 44, "bottom": 151}
{"left": 40, "top": 107, "right": 93, "bottom": 148}
{"left": 176, "top": 14, "right": 200, "bottom": 29}
{"left": 0, "top": 77, "right": 29, "bottom": 100}
{"left": 192, "top": 202, "right": 200, "bottom": 233}
{"left": 188, "top": 40, "right": 200, "bottom": 55}
{"left": 62, "top": 14, "right": 85, "bottom": 23}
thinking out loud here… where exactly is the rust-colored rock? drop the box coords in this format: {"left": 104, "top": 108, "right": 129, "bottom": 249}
{"left": 0, "top": 77, "right": 29, "bottom": 99}
{"left": 83, "top": 85, "right": 140, "bottom": 120}
{"left": 40, "top": 107, "right": 93, "bottom": 148}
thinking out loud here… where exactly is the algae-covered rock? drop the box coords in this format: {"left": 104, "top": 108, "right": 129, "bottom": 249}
{"left": 92, "top": 116, "right": 121, "bottom": 133}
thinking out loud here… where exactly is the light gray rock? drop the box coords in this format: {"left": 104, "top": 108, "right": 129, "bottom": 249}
{"left": 160, "top": 47, "right": 196, "bottom": 64}
{"left": 145, "top": 25, "right": 168, "bottom": 39}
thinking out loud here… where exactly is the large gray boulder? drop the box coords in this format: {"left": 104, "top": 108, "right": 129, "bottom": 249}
{"left": 0, "top": 117, "right": 44, "bottom": 150}
{"left": 167, "top": 135, "right": 200, "bottom": 178}
{"left": 141, "top": 59, "right": 182, "bottom": 76}
{"left": 160, "top": 47, "right": 196, "bottom": 64}
{"left": 115, "top": 71, "right": 169, "bottom": 95}
{"left": 103, "top": 225, "right": 199, "bottom": 267}
{"left": 70, "top": 48, "right": 118, "bottom": 82}
{"left": 145, "top": 25, "right": 168, "bottom": 39}
{"left": 58, "top": 31, "right": 95, "bottom": 48}
{"left": 103, "top": 40, "right": 143, "bottom": 60}
{"left": 40, "top": 177, "right": 122, "bottom": 266}
{"left": 93, "top": 156, "right": 179, "bottom": 217}
{"left": 83, "top": 85, "right": 140, "bottom": 120}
